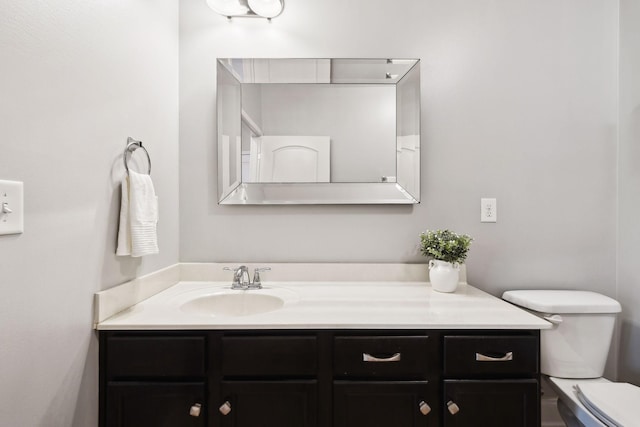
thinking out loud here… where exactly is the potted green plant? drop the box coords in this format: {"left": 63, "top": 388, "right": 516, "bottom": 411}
{"left": 419, "top": 229, "right": 472, "bottom": 292}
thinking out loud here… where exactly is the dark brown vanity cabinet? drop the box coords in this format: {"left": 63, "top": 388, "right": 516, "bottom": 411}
{"left": 99, "top": 330, "right": 540, "bottom": 427}
{"left": 218, "top": 335, "right": 319, "bottom": 427}
{"left": 442, "top": 334, "right": 540, "bottom": 427}
{"left": 100, "top": 333, "right": 207, "bottom": 427}
{"left": 333, "top": 335, "right": 439, "bottom": 427}
{"left": 106, "top": 383, "right": 206, "bottom": 427}
{"left": 334, "top": 381, "right": 435, "bottom": 427}
{"left": 442, "top": 380, "right": 538, "bottom": 427}
{"left": 219, "top": 381, "right": 317, "bottom": 427}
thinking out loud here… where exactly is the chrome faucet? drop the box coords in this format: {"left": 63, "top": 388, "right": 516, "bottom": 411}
{"left": 224, "top": 266, "right": 270, "bottom": 290}
{"left": 224, "top": 265, "right": 250, "bottom": 289}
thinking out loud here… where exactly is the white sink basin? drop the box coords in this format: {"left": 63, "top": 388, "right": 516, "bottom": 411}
{"left": 180, "top": 289, "right": 296, "bottom": 317}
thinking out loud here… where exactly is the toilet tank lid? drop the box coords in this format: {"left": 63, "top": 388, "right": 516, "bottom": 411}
{"left": 502, "top": 290, "right": 621, "bottom": 314}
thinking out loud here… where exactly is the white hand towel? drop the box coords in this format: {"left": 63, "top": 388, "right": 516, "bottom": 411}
{"left": 116, "top": 170, "right": 159, "bottom": 257}
{"left": 116, "top": 177, "right": 132, "bottom": 256}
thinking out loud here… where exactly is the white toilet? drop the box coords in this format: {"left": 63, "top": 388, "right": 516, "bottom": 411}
{"left": 502, "top": 290, "right": 640, "bottom": 427}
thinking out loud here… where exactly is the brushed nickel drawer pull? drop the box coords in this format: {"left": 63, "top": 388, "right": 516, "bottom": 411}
{"left": 363, "top": 352, "right": 401, "bottom": 362}
{"left": 475, "top": 351, "right": 513, "bottom": 362}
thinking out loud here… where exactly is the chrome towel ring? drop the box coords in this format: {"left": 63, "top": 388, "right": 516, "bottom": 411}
{"left": 123, "top": 137, "right": 151, "bottom": 175}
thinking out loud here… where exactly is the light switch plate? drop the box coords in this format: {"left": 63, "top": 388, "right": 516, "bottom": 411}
{"left": 0, "top": 180, "right": 24, "bottom": 235}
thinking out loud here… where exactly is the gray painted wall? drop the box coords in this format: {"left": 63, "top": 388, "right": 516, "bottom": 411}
{"left": 617, "top": 0, "right": 640, "bottom": 385}
{"left": 0, "top": 1, "right": 179, "bottom": 425}
{"left": 180, "top": 0, "right": 618, "bottom": 299}
{"left": 0, "top": 1, "right": 636, "bottom": 425}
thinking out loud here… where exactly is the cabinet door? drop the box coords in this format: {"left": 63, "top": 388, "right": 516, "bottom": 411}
{"left": 334, "top": 381, "right": 437, "bottom": 427}
{"left": 220, "top": 380, "right": 317, "bottom": 427}
{"left": 443, "top": 380, "right": 539, "bottom": 427}
{"left": 106, "top": 382, "right": 205, "bottom": 427}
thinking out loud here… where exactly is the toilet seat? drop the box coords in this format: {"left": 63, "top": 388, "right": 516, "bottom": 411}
{"left": 548, "top": 377, "right": 607, "bottom": 427}
{"left": 548, "top": 377, "right": 640, "bottom": 427}
{"left": 575, "top": 382, "right": 640, "bottom": 427}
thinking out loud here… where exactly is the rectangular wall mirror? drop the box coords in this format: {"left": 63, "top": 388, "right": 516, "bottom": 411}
{"left": 217, "top": 58, "right": 420, "bottom": 204}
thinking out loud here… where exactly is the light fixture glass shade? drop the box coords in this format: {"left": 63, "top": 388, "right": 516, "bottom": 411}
{"left": 247, "top": 0, "right": 284, "bottom": 18}
{"left": 206, "top": 0, "right": 249, "bottom": 16}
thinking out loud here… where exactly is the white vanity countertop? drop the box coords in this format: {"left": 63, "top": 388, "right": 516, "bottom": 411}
{"left": 95, "top": 280, "right": 551, "bottom": 330}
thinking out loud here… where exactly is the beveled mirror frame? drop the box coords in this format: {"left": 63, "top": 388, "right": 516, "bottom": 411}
{"left": 217, "top": 58, "right": 421, "bottom": 205}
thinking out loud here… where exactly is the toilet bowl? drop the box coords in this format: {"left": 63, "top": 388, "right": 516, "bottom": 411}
{"left": 502, "top": 290, "right": 640, "bottom": 427}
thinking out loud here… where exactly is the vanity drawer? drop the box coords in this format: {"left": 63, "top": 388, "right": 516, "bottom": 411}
{"left": 222, "top": 336, "right": 317, "bottom": 376}
{"left": 334, "top": 336, "right": 433, "bottom": 379}
{"left": 443, "top": 335, "right": 538, "bottom": 377}
{"left": 106, "top": 335, "right": 206, "bottom": 378}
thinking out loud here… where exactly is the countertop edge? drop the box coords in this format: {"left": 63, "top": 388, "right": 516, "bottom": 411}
{"left": 96, "top": 323, "right": 550, "bottom": 331}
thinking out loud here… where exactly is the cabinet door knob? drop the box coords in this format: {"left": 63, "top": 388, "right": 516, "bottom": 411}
{"left": 447, "top": 400, "right": 460, "bottom": 415}
{"left": 418, "top": 400, "right": 431, "bottom": 415}
{"left": 189, "top": 403, "right": 202, "bottom": 417}
{"left": 219, "top": 400, "right": 232, "bottom": 415}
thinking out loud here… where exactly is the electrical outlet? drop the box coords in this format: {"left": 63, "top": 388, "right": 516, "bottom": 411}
{"left": 0, "top": 180, "right": 24, "bottom": 235}
{"left": 481, "top": 198, "right": 497, "bottom": 223}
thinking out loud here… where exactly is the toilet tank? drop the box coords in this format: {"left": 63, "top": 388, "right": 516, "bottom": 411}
{"left": 502, "top": 290, "right": 621, "bottom": 379}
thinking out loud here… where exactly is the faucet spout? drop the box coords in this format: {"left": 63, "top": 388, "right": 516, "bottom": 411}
{"left": 235, "top": 265, "right": 250, "bottom": 288}
{"left": 224, "top": 265, "right": 251, "bottom": 289}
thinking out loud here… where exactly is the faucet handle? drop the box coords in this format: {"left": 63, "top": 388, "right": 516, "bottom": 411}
{"left": 252, "top": 267, "right": 271, "bottom": 287}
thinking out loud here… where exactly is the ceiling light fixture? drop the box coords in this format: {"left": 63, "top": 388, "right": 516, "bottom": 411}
{"left": 206, "top": 0, "right": 284, "bottom": 19}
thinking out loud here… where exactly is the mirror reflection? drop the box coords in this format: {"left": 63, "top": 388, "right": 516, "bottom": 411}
{"left": 217, "top": 58, "right": 421, "bottom": 204}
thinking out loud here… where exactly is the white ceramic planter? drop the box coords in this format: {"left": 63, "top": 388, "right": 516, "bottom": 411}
{"left": 428, "top": 260, "right": 460, "bottom": 293}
